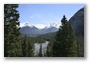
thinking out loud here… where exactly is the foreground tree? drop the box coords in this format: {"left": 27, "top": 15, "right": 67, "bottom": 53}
{"left": 22, "top": 35, "right": 34, "bottom": 57}
{"left": 28, "top": 41, "right": 34, "bottom": 57}
{"left": 53, "top": 15, "right": 77, "bottom": 57}
{"left": 22, "top": 35, "right": 27, "bottom": 56}
{"left": 46, "top": 42, "right": 53, "bottom": 57}
{"left": 46, "top": 45, "right": 50, "bottom": 57}
{"left": 38, "top": 44, "right": 42, "bottom": 57}
{"left": 4, "top": 4, "right": 22, "bottom": 57}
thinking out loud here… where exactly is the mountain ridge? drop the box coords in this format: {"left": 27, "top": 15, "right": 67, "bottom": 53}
{"left": 69, "top": 7, "right": 84, "bottom": 36}
{"left": 20, "top": 23, "right": 59, "bottom": 35}
{"left": 20, "top": 22, "right": 60, "bottom": 29}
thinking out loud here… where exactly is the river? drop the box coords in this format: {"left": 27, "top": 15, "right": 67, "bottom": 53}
{"left": 34, "top": 41, "right": 49, "bottom": 56}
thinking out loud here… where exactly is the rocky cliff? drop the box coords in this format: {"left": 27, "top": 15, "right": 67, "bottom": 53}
{"left": 69, "top": 7, "right": 84, "bottom": 36}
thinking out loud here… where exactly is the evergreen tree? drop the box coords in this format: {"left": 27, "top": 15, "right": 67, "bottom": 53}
{"left": 22, "top": 35, "right": 27, "bottom": 56}
{"left": 28, "top": 41, "right": 34, "bottom": 57}
{"left": 53, "top": 15, "right": 77, "bottom": 57}
{"left": 46, "top": 42, "right": 52, "bottom": 57}
{"left": 22, "top": 35, "right": 34, "bottom": 57}
{"left": 38, "top": 44, "right": 42, "bottom": 57}
{"left": 4, "top": 4, "right": 22, "bottom": 57}
{"left": 46, "top": 45, "right": 49, "bottom": 57}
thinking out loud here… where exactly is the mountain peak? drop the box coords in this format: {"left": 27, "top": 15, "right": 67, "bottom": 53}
{"left": 20, "top": 22, "right": 34, "bottom": 28}
{"left": 20, "top": 22, "right": 60, "bottom": 34}
{"left": 20, "top": 22, "right": 60, "bottom": 29}
{"left": 24, "top": 22, "right": 30, "bottom": 26}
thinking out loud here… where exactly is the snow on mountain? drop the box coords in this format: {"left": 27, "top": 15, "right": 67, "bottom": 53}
{"left": 34, "top": 24, "right": 46, "bottom": 29}
{"left": 20, "top": 22, "right": 34, "bottom": 28}
{"left": 20, "top": 22, "right": 60, "bottom": 34}
{"left": 46, "top": 23, "right": 60, "bottom": 29}
{"left": 20, "top": 22, "right": 60, "bottom": 29}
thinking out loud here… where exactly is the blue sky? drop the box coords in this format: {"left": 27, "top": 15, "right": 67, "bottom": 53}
{"left": 17, "top": 4, "right": 84, "bottom": 25}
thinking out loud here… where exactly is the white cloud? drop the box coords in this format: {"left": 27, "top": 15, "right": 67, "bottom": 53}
{"left": 30, "top": 16, "right": 34, "bottom": 18}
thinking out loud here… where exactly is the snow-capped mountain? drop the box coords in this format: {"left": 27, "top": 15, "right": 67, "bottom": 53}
{"left": 45, "top": 23, "right": 60, "bottom": 29}
{"left": 20, "top": 22, "right": 34, "bottom": 28}
{"left": 20, "top": 22, "right": 60, "bottom": 29}
{"left": 20, "top": 22, "right": 60, "bottom": 35}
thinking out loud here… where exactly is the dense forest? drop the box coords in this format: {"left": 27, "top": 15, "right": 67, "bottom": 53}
{"left": 4, "top": 4, "right": 84, "bottom": 57}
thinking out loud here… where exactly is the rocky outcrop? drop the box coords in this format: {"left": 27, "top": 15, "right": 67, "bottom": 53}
{"left": 69, "top": 7, "right": 84, "bottom": 36}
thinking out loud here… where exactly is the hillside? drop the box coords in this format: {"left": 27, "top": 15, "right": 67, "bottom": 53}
{"left": 69, "top": 7, "right": 84, "bottom": 57}
{"left": 36, "top": 32, "right": 56, "bottom": 41}
{"left": 69, "top": 7, "right": 84, "bottom": 36}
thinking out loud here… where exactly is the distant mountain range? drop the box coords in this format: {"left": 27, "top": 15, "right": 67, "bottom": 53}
{"left": 20, "top": 23, "right": 60, "bottom": 34}
{"left": 20, "top": 7, "right": 84, "bottom": 37}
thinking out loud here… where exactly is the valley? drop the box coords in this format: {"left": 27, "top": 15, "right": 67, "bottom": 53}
{"left": 4, "top": 4, "right": 84, "bottom": 57}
